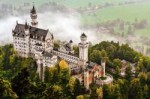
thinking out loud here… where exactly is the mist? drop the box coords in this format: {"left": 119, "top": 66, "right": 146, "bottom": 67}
{"left": 0, "top": 10, "right": 118, "bottom": 45}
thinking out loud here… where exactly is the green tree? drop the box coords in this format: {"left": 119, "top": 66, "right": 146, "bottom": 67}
{"left": 125, "top": 65, "right": 132, "bottom": 81}
{"left": 32, "top": 82, "right": 46, "bottom": 99}
{"left": 115, "top": 66, "right": 121, "bottom": 78}
{"left": 66, "top": 77, "right": 82, "bottom": 98}
{"left": 0, "top": 77, "right": 18, "bottom": 99}
{"left": 143, "top": 56, "right": 150, "bottom": 71}
{"left": 76, "top": 95, "right": 84, "bottom": 99}
{"left": 129, "top": 78, "right": 143, "bottom": 99}
{"left": 96, "top": 87, "right": 103, "bottom": 99}
{"left": 44, "top": 85, "right": 65, "bottom": 99}
{"left": 117, "top": 79, "right": 129, "bottom": 99}
{"left": 11, "top": 68, "right": 34, "bottom": 98}
{"left": 135, "top": 66, "right": 140, "bottom": 77}
{"left": 101, "top": 49, "right": 108, "bottom": 58}
{"left": 103, "top": 84, "right": 122, "bottom": 99}
{"left": 73, "top": 45, "right": 79, "bottom": 56}
{"left": 113, "top": 58, "right": 122, "bottom": 68}
{"left": 89, "top": 83, "right": 99, "bottom": 99}
{"left": 143, "top": 85, "right": 149, "bottom": 99}
{"left": 139, "top": 72, "right": 147, "bottom": 85}
{"left": 137, "top": 58, "right": 144, "bottom": 71}
{"left": 89, "top": 50, "right": 102, "bottom": 64}
{"left": 44, "top": 66, "right": 51, "bottom": 83}
{"left": 59, "top": 67, "right": 70, "bottom": 86}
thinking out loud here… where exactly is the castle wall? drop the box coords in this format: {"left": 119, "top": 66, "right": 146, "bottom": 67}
{"left": 52, "top": 50, "right": 79, "bottom": 64}
{"left": 13, "top": 35, "right": 46, "bottom": 58}
{"left": 11, "top": 5, "right": 112, "bottom": 89}
{"left": 13, "top": 36, "right": 29, "bottom": 57}
{"left": 43, "top": 56, "right": 57, "bottom": 67}
{"left": 30, "top": 38, "right": 45, "bottom": 53}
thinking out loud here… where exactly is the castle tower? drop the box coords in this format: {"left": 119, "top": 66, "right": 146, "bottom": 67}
{"left": 25, "top": 21, "right": 29, "bottom": 35}
{"left": 24, "top": 21, "right": 30, "bottom": 57}
{"left": 69, "top": 40, "right": 74, "bottom": 54}
{"left": 30, "top": 5, "right": 38, "bottom": 27}
{"left": 45, "top": 31, "right": 54, "bottom": 53}
{"left": 36, "top": 54, "right": 45, "bottom": 82}
{"left": 101, "top": 58, "right": 106, "bottom": 77}
{"left": 84, "top": 69, "right": 90, "bottom": 90}
{"left": 78, "top": 33, "right": 89, "bottom": 67}
{"left": 69, "top": 40, "right": 73, "bottom": 49}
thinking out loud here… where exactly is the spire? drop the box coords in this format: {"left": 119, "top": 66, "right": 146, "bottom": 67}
{"left": 69, "top": 40, "right": 73, "bottom": 43}
{"left": 80, "top": 33, "right": 87, "bottom": 43}
{"left": 51, "top": 33, "right": 54, "bottom": 40}
{"left": 30, "top": 3, "right": 38, "bottom": 27}
{"left": 31, "top": 4, "right": 36, "bottom": 14}
{"left": 81, "top": 33, "right": 87, "bottom": 38}
{"left": 25, "top": 21, "right": 29, "bottom": 30}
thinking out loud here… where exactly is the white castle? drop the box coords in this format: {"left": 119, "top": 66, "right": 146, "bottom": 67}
{"left": 12, "top": 5, "right": 113, "bottom": 89}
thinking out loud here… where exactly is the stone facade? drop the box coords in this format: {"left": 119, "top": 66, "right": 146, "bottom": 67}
{"left": 12, "top": 5, "right": 111, "bottom": 90}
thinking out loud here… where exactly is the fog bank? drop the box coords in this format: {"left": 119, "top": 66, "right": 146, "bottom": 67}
{"left": 0, "top": 10, "right": 118, "bottom": 45}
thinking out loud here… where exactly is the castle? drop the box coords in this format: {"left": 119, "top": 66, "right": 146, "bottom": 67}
{"left": 12, "top": 5, "right": 112, "bottom": 90}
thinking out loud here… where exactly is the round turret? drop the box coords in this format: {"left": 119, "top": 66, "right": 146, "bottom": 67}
{"left": 30, "top": 5, "right": 37, "bottom": 19}
{"left": 24, "top": 21, "right": 29, "bottom": 35}
{"left": 69, "top": 40, "right": 73, "bottom": 43}
{"left": 80, "top": 33, "right": 87, "bottom": 42}
{"left": 78, "top": 32, "right": 89, "bottom": 65}
{"left": 25, "top": 21, "right": 29, "bottom": 30}
{"left": 30, "top": 5, "right": 38, "bottom": 27}
{"left": 31, "top": 5, "right": 36, "bottom": 14}
{"left": 69, "top": 40, "right": 74, "bottom": 51}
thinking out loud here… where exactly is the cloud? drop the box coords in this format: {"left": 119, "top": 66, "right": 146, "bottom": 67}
{"left": 0, "top": 11, "right": 102, "bottom": 45}
{"left": 38, "top": 12, "right": 100, "bottom": 44}
{"left": 0, "top": 15, "right": 30, "bottom": 44}
{"left": 0, "top": 10, "right": 138, "bottom": 46}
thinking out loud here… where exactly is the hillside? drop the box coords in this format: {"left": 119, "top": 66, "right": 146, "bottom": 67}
{"left": 0, "top": 0, "right": 150, "bottom": 54}
{"left": 0, "top": 42, "right": 150, "bottom": 98}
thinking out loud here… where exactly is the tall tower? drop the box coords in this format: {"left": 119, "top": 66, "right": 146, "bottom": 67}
{"left": 24, "top": 21, "right": 30, "bottom": 57}
{"left": 37, "top": 59, "right": 45, "bottom": 81}
{"left": 45, "top": 31, "right": 54, "bottom": 53}
{"left": 78, "top": 33, "right": 89, "bottom": 67}
{"left": 30, "top": 5, "right": 38, "bottom": 27}
{"left": 84, "top": 69, "right": 90, "bottom": 90}
{"left": 101, "top": 58, "right": 106, "bottom": 77}
{"left": 36, "top": 51, "right": 45, "bottom": 82}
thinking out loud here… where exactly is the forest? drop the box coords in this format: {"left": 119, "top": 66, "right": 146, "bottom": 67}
{"left": 1, "top": 0, "right": 150, "bottom": 55}
{"left": 0, "top": 41, "right": 150, "bottom": 99}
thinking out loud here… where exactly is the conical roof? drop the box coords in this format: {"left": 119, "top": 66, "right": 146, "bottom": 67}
{"left": 31, "top": 5, "right": 36, "bottom": 14}
{"left": 81, "top": 33, "right": 87, "bottom": 37}
{"left": 25, "top": 21, "right": 29, "bottom": 29}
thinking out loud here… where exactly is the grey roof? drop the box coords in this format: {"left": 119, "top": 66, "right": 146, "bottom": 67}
{"left": 35, "top": 43, "right": 42, "bottom": 46}
{"left": 81, "top": 33, "right": 87, "bottom": 37}
{"left": 25, "top": 22, "right": 29, "bottom": 30}
{"left": 64, "top": 43, "right": 72, "bottom": 51}
{"left": 31, "top": 5, "right": 36, "bottom": 14}
{"left": 13, "top": 24, "right": 48, "bottom": 41}
{"left": 42, "top": 51, "right": 53, "bottom": 58}
{"left": 69, "top": 40, "right": 73, "bottom": 43}
{"left": 87, "top": 61, "right": 98, "bottom": 68}
{"left": 63, "top": 40, "right": 74, "bottom": 52}
{"left": 51, "top": 34, "right": 54, "bottom": 40}
{"left": 35, "top": 49, "right": 43, "bottom": 52}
